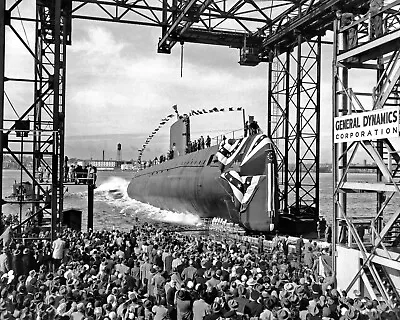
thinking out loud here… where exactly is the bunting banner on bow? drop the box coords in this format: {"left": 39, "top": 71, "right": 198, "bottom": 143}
{"left": 188, "top": 107, "right": 243, "bottom": 117}
{"left": 216, "top": 137, "right": 249, "bottom": 167}
{"left": 221, "top": 171, "right": 264, "bottom": 213}
{"left": 217, "top": 134, "right": 278, "bottom": 226}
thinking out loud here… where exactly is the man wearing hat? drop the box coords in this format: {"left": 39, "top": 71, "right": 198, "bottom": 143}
{"left": 204, "top": 302, "right": 223, "bottom": 320}
{"left": 276, "top": 308, "right": 290, "bottom": 320}
{"left": 244, "top": 289, "right": 263, "bottom": 318}
{"left": 176, "top": 289, "right": 192, "bottom": 320}
{"left": 260, "top": 298, "right": 275, "bottom": 320}
{"left": 234, "top": 286, "right": 249, "bottom": 315}
{"left": 11, "top": 249, "right": 22, "bottom": 279}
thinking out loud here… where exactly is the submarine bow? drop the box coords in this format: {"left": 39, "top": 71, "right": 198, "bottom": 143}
{"left": 217, "top": 134, "right": 279, "bottom": 231}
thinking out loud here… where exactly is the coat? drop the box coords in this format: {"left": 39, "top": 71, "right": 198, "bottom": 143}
{"left": 52, "top": 238, "right": 66, "bottom": 260}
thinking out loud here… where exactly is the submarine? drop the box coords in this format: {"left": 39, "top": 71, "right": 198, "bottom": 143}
{"left": 127, "top": 115, "right": 317, "bottom": 235}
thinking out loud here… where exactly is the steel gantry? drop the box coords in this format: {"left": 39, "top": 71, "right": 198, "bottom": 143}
{"left": 0, "top": 0, "right": 382, "bottom": 285}
{"left": 333, "top": 0, "right": 400, "bottom": 306}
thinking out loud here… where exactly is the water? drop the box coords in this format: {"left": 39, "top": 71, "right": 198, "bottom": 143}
{"left": 1, "top": 170, "right": 201, "bottom": 231}
{"left": 1, "top": 170, "right": 392, "bottom": 231}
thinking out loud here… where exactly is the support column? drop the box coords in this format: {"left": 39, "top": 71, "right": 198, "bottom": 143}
{"left": 51, "top": 0, "right": 62, "bottom": 241}
{"left": 87, "top": 183, "right": 94, "bottom": 231}
{"left": 0, "top": 0, "right": 6, "bottom": 227}
{"left": 284, "top": 51, "right": 290, "bottom": 211}
{"left": 295, "top": 34, "right": 302, "bottom": 213}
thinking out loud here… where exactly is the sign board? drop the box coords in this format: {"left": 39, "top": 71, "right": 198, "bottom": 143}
{"left": 334, "top": 107, "right": 400, "bottom": 143}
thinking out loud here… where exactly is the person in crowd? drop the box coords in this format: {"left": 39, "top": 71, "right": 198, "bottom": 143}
{"left": 205, "top": 136, "right": 211, "bottom": 148}
{"left": 0, "top": 218, "right": 395, "bottom": 320}
{"left": 52, "top": 234, "right": 66, "bottom": 270}
{"left": 370, "top": 0, "right": 384, "bottom": 39}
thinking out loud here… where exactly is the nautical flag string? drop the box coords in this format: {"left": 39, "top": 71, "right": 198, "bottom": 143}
{"left": 138, "top": 109, "right": 177, "bottom": 162}
{"left": 188, "top": 107, "right": 242, "bottom": 117}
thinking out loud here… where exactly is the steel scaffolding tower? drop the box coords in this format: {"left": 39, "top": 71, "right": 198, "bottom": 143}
{"left": 267, "top": 37, "right": 321, "bottom": 219}
{"left": 333, "top": 0, "right": 400, "bottom": 307}
{"left": 1, "top": 1, "right": 373, "bottom": 256}
{"left": 1, "top": 0, "right": 70, "bottom": 240}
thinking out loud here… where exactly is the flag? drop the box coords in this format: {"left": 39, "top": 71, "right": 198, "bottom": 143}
{"left": 221, "top": 171, "right": 244, "bottom": 203}
{"left": 172, "top": 104, "right": 178, "bottom": 112}
{"left": 240, "top": 135, "right": 271, "bottom": 175}
{"left": 216, "top": 137, "right": 248, "bottom": 167}
{"left": 237, "top": 107, "right": 242, "bottom": 111}
{"left": 219, "top": 108, "right": 225, "bottom": 112}
{"left": 221, "top": 172, "right": 265, "bottom": 213}
{"left": 240, "top": 175, "right": 264, "bottom": 213}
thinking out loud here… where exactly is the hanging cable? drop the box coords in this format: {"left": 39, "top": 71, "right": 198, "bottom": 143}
{"left": 5, "top": 91, "right": 20, "bottom": 118}
{"left": 180, "top": 41, "right": 184, "bottom": 78}
{"left": 15, "top": 1, "right": 30, "bottom": 48}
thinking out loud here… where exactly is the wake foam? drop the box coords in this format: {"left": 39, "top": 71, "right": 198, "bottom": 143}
{"left": 94, "top": 176, "right": 201, "bottom": 226}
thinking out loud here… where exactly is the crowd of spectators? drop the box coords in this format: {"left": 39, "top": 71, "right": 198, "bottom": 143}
{"left": 0, "top": 221, "right": 397, "bottom": 320}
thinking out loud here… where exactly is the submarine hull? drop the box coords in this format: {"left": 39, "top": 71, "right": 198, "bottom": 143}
{"left": 127, "top": 146, "right": 239, "bottom": 222}
{"left": 127, "top": 133, "right": 282, "bottom": 232}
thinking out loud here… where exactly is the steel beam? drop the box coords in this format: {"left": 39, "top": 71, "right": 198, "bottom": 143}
{"left": 158, "top": 0, "right": 198, "bottom": 51}
{"left": 0, "top": 0, "right": 5, "bottom": 228}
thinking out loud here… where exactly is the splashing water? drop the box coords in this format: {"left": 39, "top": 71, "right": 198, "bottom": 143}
{"left": 94, "top": 176, "right": 202, "bottom": 226}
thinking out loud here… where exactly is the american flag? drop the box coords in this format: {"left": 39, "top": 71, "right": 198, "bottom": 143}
{"left": 221, "top": 171, "right": 264, "bottom": 212}
{"left": 216, "top": 137, "right": 248, "bottom": 166}
{"left": 241, "top": 134, "right": 271, "bottom": 167}
{"left": 221, "top": 171, "right": 244, "bottom": 203}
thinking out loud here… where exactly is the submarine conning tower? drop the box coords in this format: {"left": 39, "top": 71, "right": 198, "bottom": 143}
{"left": 170, "top": 114, "right": 190, "bottom": 157}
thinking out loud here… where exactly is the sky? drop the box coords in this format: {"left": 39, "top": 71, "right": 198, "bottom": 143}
{"left": 3, "top": 1, "right": 378, "bottom": 163}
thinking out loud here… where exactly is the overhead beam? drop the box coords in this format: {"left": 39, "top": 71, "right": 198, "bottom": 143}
{"left": 262, "top": 0, "right": 368, "bottom": 50}
{"left": 158, "top": 0, "right": 198, "bottom": 51}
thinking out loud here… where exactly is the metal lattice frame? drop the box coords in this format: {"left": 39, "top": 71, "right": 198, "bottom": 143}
{"left": 268, "top": 37, "right": 321, "bottom": 215}
{"left": 1, "top": 0, "right": 369, "bottom": 242}
{"left": 333, "top": 0, "right": 400, "bottom": 307}
{"left": 1, "top": 0, "right": 67, "bottom": 240}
